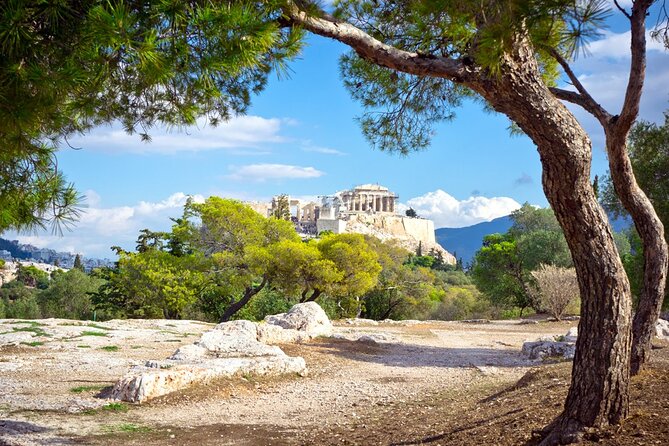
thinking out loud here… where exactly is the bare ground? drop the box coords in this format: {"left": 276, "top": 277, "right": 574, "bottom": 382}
{"left": 1, "top": 318, "right": 667, "bottom": 445}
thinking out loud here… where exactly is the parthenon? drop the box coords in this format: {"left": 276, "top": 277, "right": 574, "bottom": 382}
{"left": 338, "top": 184, "right": 397, "bottom": 214}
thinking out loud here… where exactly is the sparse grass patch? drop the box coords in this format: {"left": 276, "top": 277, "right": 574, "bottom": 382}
{"left": 20, "top": 341, "right": 44, "bottom": 347}
{"left": 77, "top": 345, "right": 91, "bottom": 348}
{"left": 80, "top": 331, "right": 107, "bottom": 337}
{"left": 131, "top": 345, "right": 143, "bottom": 349}
{"left": 102, "top": 423, "right": 152, "bottom": 434}
{"left": 99, "top": 345, "right": 119, "bottom": 352}
{"left": 102, "top": 402, "right": 129, "bottom": 412}
{"left": 70, "top": 385, "right": 107, "bottom": 394}
{"left": 3, "top": 326, "right": 50, "bottom": 337}
{"left": 10, "top": 320, "right": 44, "bottom": 326}
{"left": 87, "top": 323, "right": 111, "bottom": 331}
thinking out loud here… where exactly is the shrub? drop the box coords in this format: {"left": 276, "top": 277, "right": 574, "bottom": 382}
{"left": 531, "top": 264, "right": 580, "bottom": 321}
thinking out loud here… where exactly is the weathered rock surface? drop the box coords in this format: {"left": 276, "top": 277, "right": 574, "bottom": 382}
{"left": 111, "top": 355, "right": 307, "bottom": 403}
{"left": 264, "top": 302, "right": 332, "bottom": 337}
{"left": 657, "top": 318, "right": 669, "bottom": 340}
{"left": 111, "top": 303, "right": 335, "bottom": 403}
{"left": 521, "top": 340, "right": 575, "bottom": 360}
{"left": 564, "top": 327, "right": 578, "bottom": 342}
{"left": 521, "top": 328, "right": 577, "bottom": 360}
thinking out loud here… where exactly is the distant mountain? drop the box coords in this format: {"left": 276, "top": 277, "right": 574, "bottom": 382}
{"left": 435, "top": 216, "right": 513, "bottom": 266}
{"left": 435, "top": 213, "right": 633, "bottom": 266}
{"left": 0, "top": 238, "right": 31, "bottom": 259}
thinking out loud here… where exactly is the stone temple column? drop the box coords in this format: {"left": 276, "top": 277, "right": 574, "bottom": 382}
{"left": 382, "top": 196, "right": 387, "bottom": 212}
{"left": 390, "top": 197, "right": 395, "bottom": 213}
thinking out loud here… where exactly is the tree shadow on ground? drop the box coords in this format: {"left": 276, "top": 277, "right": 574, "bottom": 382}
{"left": 309, "top": 338, "right": 533, "bottom": 368}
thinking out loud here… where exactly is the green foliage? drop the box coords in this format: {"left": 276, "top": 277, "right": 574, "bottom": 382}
{"left": 70, "top": 385, "right": 107, "bottom": 394}
{"left": 99, "top": 345, "right": 119, "bottom": 352}
{"left": 92, "top": 250, "right": 206, "bottom": 319}
{"left": 471, "top": 204, "right": 575, "bottom": 313}
{"left": 231, "top": 288, "right": 296, "bottom": 322}
{"left": 38, "top": 269, "right": 104, "bottom": 320}
{"left": 271, "top": 194, "right": 291, "bottom": 220}
{"left": 16, "top": 265, "right": 50, "bottom": 289}
{"left": 80, "top": 330, "right": 107, "bottom": 337}
{"left": 316, "top": 233, "right": 381, "bottom": 299}
{"left": 73, "top": 254, "right": 84, "bottom": 271}
{"left": 1, "top": 0, "right": 303, "bottom": 230}
{"left": 1, "top": 282, "right": 41, "bottom": 319}
{"left": 431, "top": 285, "right": 490, "bottom": 321}
{"left": 334, "top": 0, "right": 609, "bottom": 152}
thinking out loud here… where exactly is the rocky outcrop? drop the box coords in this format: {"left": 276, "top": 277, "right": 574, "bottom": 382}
{"left": 111, "top": 303, "right": 332, "bottom": 403}
{"left": 657, "top": 318, "right": 669, "bottom": 340}
{"left": 264, "top": 302, "right": 332, "bottom": 337}
{"left": 521, "top": 328, "right": 578, "bottom": 361}
{"left": 341, "top": 214, "right": 456, "bottom": 264}
{"left": 521, "top": 340, "right": 576, "bottom": 360}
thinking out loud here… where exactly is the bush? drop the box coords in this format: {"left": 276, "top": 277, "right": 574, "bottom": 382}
{"left": 231, "top": 288, "right": 297, "bottom": 322}
{"left": 4, "top": 294, "right": 42, "bottom": 319}
{"left": 38, "top": 269, "right": 105, "bottom": 320}
{"left": 531, "top": 264, "right": 580, "bottom": 321}
{"left": 431, "top": 285, "right": 492, "bottom": 320}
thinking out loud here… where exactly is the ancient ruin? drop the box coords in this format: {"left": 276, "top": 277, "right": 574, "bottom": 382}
{"left": 247, "top": 184, "right": 455, "bottom": 264}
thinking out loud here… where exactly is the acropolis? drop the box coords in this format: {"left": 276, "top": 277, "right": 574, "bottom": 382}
{"left": 247, "top": 184, "right": 455, "bottom": 264}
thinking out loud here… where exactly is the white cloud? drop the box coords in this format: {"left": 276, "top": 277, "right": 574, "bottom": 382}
{"left": 404, "top": 190, "right": 522, "bottom": 228}
{"left": 586, "top": 30, "right": 666, "bottom": 60}
{"left": 3, "top": 192, "right": 205, "bottom": 258}
{"left": 226, "top": 164, "right": 325, "bottom": 181}
{"left": 301, "top": 144, "right": 346, "bottom": 156}
{"left": 70, "top": 116, "right": 288, "bottom": 154}
{"left": 562, "top": 30, "right": 669, "bottom": 147}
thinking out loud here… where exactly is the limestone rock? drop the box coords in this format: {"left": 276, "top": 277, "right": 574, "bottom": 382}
{"left": 656, "top": 319, "right": 669, "bottom": 340}
{"left": 112, "top": 316, "right": 313, "bottom": 403}
{"left": 564, "top": 327, "right": 578, "bottom": 342}
{"left": 342, "top": 318, "right": 379, "bottom": 326}
{"left": 521, "top": 341, "right": 575, "bottom": 360}
{"left": 264, "top": 302, "right": 332, "bottom": 337}
{"left": 256, "top": 323, "right": 308, "bottom": 344}
{"left": 111, "top": 356, "right": 307, "bottom": 403}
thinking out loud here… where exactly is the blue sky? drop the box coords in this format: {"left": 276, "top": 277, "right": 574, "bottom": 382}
{"left": 6, "top": 1, "right": 669, "bottom": 258}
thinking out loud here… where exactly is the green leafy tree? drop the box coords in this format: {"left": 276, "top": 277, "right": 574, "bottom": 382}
{"left": 1, "top": 281, "right": 41, "bottom": 319}
{"left": 38, "top": 269, "right": 105, "bottom": 320}
{"left": 93, "top": 250, "right": 206, "bottom": 319}
{"left": 16, "top": 265, "right": 50, "bottom": 289}
{"left": 73, "top": 254, "right": 84, "bottom": 272}
{"left": 192, "top": 197, "right": 300, "bottom": 321}
{"left": 271, "top": 194, "right": 292, "bottom": 220}
{"left": 267, "top": 239, "right": 342, "bottom": 303}
{"left": 471, "top": 234, "right": 532, "bottom": 315}
{"left": 314, "top": 233, "right": 381, "bottom": 317}
{"left": 405, "top": 207, "right": 417, "bottom": 218}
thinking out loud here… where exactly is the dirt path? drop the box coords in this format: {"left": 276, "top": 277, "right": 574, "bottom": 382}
{"left": 0, "top": 318, "right": 575, "bottom": 445}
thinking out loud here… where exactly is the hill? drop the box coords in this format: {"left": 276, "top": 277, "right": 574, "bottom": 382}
{"left": 435, "top": 216, "right": 513, "bottom": 266}
{"left": 435, "top": 213, "right": 633, "bottom": 266}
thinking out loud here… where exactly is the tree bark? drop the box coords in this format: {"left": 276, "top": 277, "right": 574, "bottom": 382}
{"left": 219, "top": 277, "right": 268, "bottom": 322}
{"left": 305, "top": 289, "right": 322, "bottom": 302}
{"left": 604, "top": 1, "right": 669, "bottom": 376}
{"left": 605, "top": 132, "right": 668, "bottom": 375}
{"left": 550, "top": 0, "right": 667, "bottom": 376}
{"left": 284, "top": 7, "right": 634, "bottom": 443}
{"left": 468, "top": 39, "right": 633, "bottom": 446}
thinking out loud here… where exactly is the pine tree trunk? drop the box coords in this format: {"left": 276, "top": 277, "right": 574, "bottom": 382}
{"left": 219, "top": 277, "right": 268, "bottom": 322}
{"left": 605, "top": 132, "right": 669, "bottom": 375}
{"left": 470, "top": 38, "right": 633, "bottom": 444}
